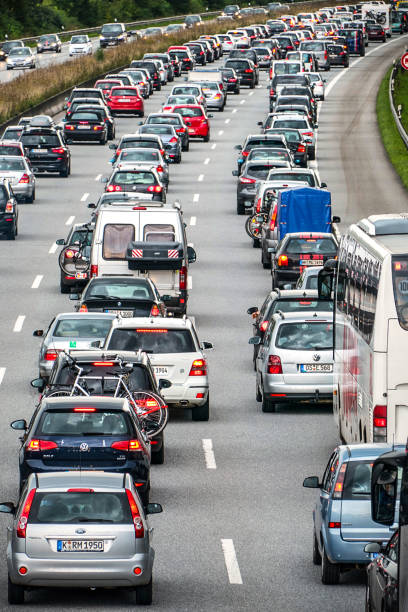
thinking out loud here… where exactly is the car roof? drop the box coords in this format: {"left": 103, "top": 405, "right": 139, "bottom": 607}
{"left": 53, "top": 312, "right": 116, "bottom": 322}
{"left": 339, "top": 443, "right": 406, "bottom": 461}
{"left": 66, "top": 349, "right": 150, "bottom": 364}
{"left": 35, "top": 470, "right": 127, "bottom": 491}
{"left": 268, "top": 288, "right": 320, "bottom": 298}
{"left": 110, "top": 315, "right": 194, "bottom": 330}
{"left": 272, "top": 310, "right": 333, "bottom": 322}
{"left": 42, "top": 396, "right": 128, "bottom": 410}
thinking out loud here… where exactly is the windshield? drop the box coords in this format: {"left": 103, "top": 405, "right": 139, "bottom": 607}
{"left": 173, "top": 107, "right": 203, "bottom": 117}
{"left": 0, "top": 146, "right": 21, "bottom": 155}
{"left": 172, "top": 87, "right": 200, "bottom": 96}
{"left": 274, "top": 63, "right": 302, "bottom": 75}
{"left": 140, "top": 125, "right": 173, "bottom": 135}
{"left": 273, "top": 119, "right": 309, "bottom": 130}
{"left": 111, "top": 88, "right": 138, "bottom": 96}
{"left": 271, "top": 298, "right": 333, "bottom": 314}
{"left": 112, "top": 171, "right": 156, "bottom": 185}
{"left": 119, "top": 149, "right": 159, "bottom": 163}
{"left": 2, "top": 42, "right": 23, "bottom": 52}
{"left": 10, "top": 48, "right": 30, "bottom": 56}
{"left": 36, "top": 409, "right": 131, "bottom": 437}
{"left": 249, "top": 149, "right": 290, "bottom": 161}
{"left": 21, "top": 134, "right": 60, "bottom": 146}
{"left": 286, "top": 237, "right": 336, "bottom": 253}
{"left": 53, "top": 318, "right": 112, "bottom": 338}
{"left": 392, "top": 256, "right": 408, "bottom": 331}
{"left": 84, "top": 280, "right": 154, "bottom": 300}
{"left": 147, "top": 116, "right": 178, "bottom": 125}
{"left": 71, "top": 36, "right": 88, "bottom": 43}
{"left": 275, "top": 321, "right": 333, "bottom": 350}
{"left": 108, "top": 328, "right": 196, "bottom": 353}
{"left": 267, "top": 128, "right": 300, "bottom": 142}
{"left": 30, "top": 492, "right": 132, "bottom": 525}
{"left": 101, "top": 24, "right": 123, "bottom": 34}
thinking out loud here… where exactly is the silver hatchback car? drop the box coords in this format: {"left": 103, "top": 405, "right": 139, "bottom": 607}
{"left": 0, "top": 155, "right": 36, "bottom": 202}
{"left": 250, "top": 310, "right": 333, "bottom": 412}
{"left": 0, "top": 471, "right": 162, "bottom": 605}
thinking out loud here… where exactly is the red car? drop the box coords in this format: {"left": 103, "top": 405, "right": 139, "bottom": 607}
{"left": 106, "top": 86, "right": 144, "bottom": 117}
{"left": 167, "top": 104, "right": 211, "bottom": 141}
{"left": 94, "top": 79, "right": 123, "bottom": 100}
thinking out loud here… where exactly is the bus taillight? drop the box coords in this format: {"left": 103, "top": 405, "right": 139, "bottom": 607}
{"left": 373, "top": 405, "right": 387, "bottom": 441}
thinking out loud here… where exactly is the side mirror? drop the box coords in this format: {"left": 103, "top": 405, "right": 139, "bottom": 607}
{"left": 158, "top": 378, "right": 172, "bottom": 389}
{"left": 88, "top": 202, "right": 96, "bottom": 209}
{"left": 10, "top": 419, "right": 27, "bottom": 431}
{"left": 201, "top": 341, "right": 213, "bottom": 350}
{"left": 138, "top": 120, "right": 143, "bottom": 125}
{"left": 248, "top": 336, "right": 261, "bottom": 345}
{"left": 146, "top": 502, "right": 163, "bottom": 514}
{"left": 232, "top": 170, "right": 238, "bottom": 176}
{"left": 187, "top": 245, "right": 196, "bottom": 264}
{"left": 30, "top": 378, "right": 45, "bottom": 391}
{"left": 234, "top": 144, "right": 242, "bottom": 150}
{"left": 55, "top": 238, "right": 65, "bottom": 245}
{"left": 0, "top": 502, "right": 16, "bottom": 515}
{"left": 320, "top": 181, "right": 327, "bottom": 188}
{"left": 314, "top": 123, "right": 319, "bottom": 128}
{"left": 364, "top": 542, "right": 381, "bottom": 554}
{"left": 332, "top": 215, "right": 341, "bottom": 224}
{"left": 109, "top": 143, "right": 117, "bottom": 150}
{"left": 257, "top": 121, "right": 263, "bottom": 126}
{"left": 69, "top": 293, "right": 79, "bottom": 300}
{"left": 323, "top": 78, "right": 327, "bottom": 82}
{"left": 101, "top": 177, "right": 108, "bottom": 183}
{"left": 208, "top": 113, "right": 214, "bottom": 118}
{"left": 247, "top": 306, "right": 258, "bottom": 314}
{"left": 267, "top": 246, "right": 276, "bottom": 253}
{"left": 267, "top": 84, "right": 271, "bottom": 89}
{"left": 32, "top": 329, "right": 44, "bottom": 337}
{"left": 302, "top": 476, "right": 320, "bottom": 488}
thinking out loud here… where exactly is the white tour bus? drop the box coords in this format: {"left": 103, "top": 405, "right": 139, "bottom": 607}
{"left": 330, "top": 214, "right": 408, "bottom": 444}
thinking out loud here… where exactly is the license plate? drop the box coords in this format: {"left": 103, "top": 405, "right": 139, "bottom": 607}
{"left": 33, "top": 149, "right": 48, "bottom": 153}
{"left": 105, "top": 309, "right": 133, "bottom": 317}
{"left": 188, "top": 128, "right": 195, "bottom": 134}
{"left": 75, "top": 272, "right": 88, "bottom": 279}
{"left": 108, "top": 41, "right": 115, "bottom": 45}
{"left": 154, "top": 366, "right": 169, "bottom": 375}
{"left": 57, "top": 539, "right": 104, "bottom": 552}
{"left": 77, "top": 125, "right": 89, "bottom": 130}
{"left": 300, "top": 259, "right": 322, "bottom": 266}
{"left": 119, "top": 98, "right": 131, "bottom": 102}
{"left": 300, "top": 364, "right": 333, "bottom": 373}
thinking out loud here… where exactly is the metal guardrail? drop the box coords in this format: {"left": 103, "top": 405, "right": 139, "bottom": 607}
{"left": 389, "top": 61, "right": 408, "bottom": 149}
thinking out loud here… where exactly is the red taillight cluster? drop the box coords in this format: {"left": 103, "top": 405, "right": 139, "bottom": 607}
{"left": 52, "top": 147, "right": 65, "bottom": 154}
{"left": 278, "top": 254, "right": 288, "bottom": 267}
{"left": 126, "top": 489, "right": 144, "bottom": 538}
{"left": 267, "top": 355, "right": 282, "bottom": 374}
{"left": 5, "top": 201, "right": 13, "bottom": 213}
{"left": 179, "top": 265, "right": 187, "bottom": 290}
{"left": 297, "top": 144, "right": 306, "bottom": 153}
{"left": 328, "top": 522, "right": 341, "bottom": 529}
{"left": 107, "top": 184, "right": 122, "bottom": 192}
{"left": 373, "top": 405, "right": 387, "bottom": 429}
{"left": 147, "top": 185, "right": 162, "bottom": 193}
{"left": 19, "top": 173, "right": 30, "bottom": 184}
{"left": 240, "top": 176, "right": 256, "bottom": 184}
{"left": 333, "top": 463, "right": 347, "bottom": 499}
{"left": 169, "top": 137, "right": 178, "bottom": 143}
{"left": 111, "top": 440, "right": 141, "bottom": 451}
{"left": 26, "top": 439, "right": 58, "bottom": 451}
{"left": 150, "top": 304, "right": 160, "bottom": 317}
{"left": 189, "top": 359, "right": 207, "bottom": 376}
{"left": 17, "top": 488, "right": 36, "bottom": 539}
{"left": 45, "top": 349, "right": 60, "bottom": 361}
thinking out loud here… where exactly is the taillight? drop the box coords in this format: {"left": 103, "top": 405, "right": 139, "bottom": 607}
{"left": 278, "top": 254, "right": 288, "bottom": 267}
{"left": 333, "top": 463, "right": 347, "bottom": 499}
{"left": 297, "top": 144, "right": 306, "bottom": 153}
{"left": 52, "top": 147, "right": 65, "bottom": 154}
{"left": 179, "top": 265, "right": 187, "bottom": 290}
{"left": 267, "top": 355, "right": 282, "bottom": 374}
{"left": 90, "top": 264, "right": 98, "bottom": 277}
{"left": 303, "top": 132, "right": 314, "bottom": 137}
{"left": 328, "top": 522, "right": 341, "bottom": 528}
{"left": 176, "top": 128, "right": 186, "bottom": 133}
{"left": 5, "top": 201, "right": 13, "bottom": 212}
{"left": 169, "top": 137, "right": 178, "bottom": 143}
{"left": 26, "top": 439, "right": 58, "bottom": 451}
{"left": 79, "top": 304, "right": 88, "bottom": 312}
{"left": 93, "top": 125, "right": 103, "bottom": 131}
{"left": 107, "top": 184, "right": 122, "bottom": 192}
{"left": 45, "top": 349, "right": 60, "bottom": 361}
{"left": 17, "top": 488, "right": 36, "bottom": 538}
{"left": 156, "top": 165, "right": 163, "bottom": 172}
{"left": 240, "top": 177, "right": 256, "bottom": 184}
{"left": 147, "top": 185, "right": 162, "bottom": 193}
{"left": 260, "top": 320, "right": 268, "bottom": 332}
{"left": 242, "top": 150, "right": 249, "bottom": 157}
{"left": 189, "top": 359, "right": 207, "bottom": 376}
{"left": 125, "top": 489, "right": 144, "bottom": 538}
{"left": 373, "top": 405, "right": 387, "bottom": 440}
{"left": 159, "top": 149, "right": 165, "bottom": 156}
{"left": 18, "top": 173, "right": 30, "bottom": 184}
{"left": 256, "top": 198, "right": 262, "bottom": 213}
{"left": 270, "top": 207, "right": 277, "bottom": 230}
{"left": 150, "top": 304, "right": 160, "bottom": 316}
{"left": 244, "top": 68, "right": 253, "bottom": 73}
{"left": 65, "top": 124, "right": 74, "bottom": 131}
{"left": 111, "top": 440, "right": 141, "bottom": 451}
{"left": 324, "top": 51, "right": 328, "bottom": 59}
{"left": 64, "top": 249, "right": 77, "bottom": 259}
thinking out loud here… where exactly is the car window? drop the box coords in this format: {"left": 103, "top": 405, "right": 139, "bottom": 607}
{"left": 322, "top": 452, "right": 338, "bottom": 493}
{"left": 0, "top": 185, "right": 10, "bottom": 211}
{"left": 29, "top": 492, "right": 132, "bottom": 524}
{"left": 122, "top": 140, "right": 158, "bottom": 150}
{"left": 71, "top": 36, "right": 88, "bottom": 43}
{"left": 342, "top": 460, "right": 373, "bottom": 500}
{"left": 70, "top": 112, "right": 100, "bottom": 121}
{"left": 55, "top": 362, "right": 151, "bottom": 390}
{"left": 21, "top": 134, "right": 60, "bottom": 146}
{"left": 70, "top": 229, "right": 93, "bottom": 246}
{"left": 140, "top": 125, "right": 173, "bottom": 135}
{"left": 275, "top": 321, "right": 333, "bottom": 350}
{"left": 102, "top": 224, "right": 134, "bottom": 260}
{"left": 0, "top": 146, "right": 21, "bottom": 155}
{"left": 286, "top": 237, "right": 336, "bottom": 253}
{"left": 108, "top": 328, "right": 196, "bottom": 353}
{"left": 143, "top": 223, "right": 175, "bottom": 242}
{"left": 269, "top": 171, "right": 314, "bottom": 185}
{"left": 385, "top": 531, "right": 399, "bottom": 562}
{"left": 148, "top": 116, "right": 178, "bottom": 125}
{"left": 269, "top": 298, "right": 333, "bottom": 315}
{"left": 111, "top": 88, "right": 138, "bottom": 96}
{"left": 53, "top": 318, "right": 112, "bottom": 338}
{"left": 0, "top": 158, "right": 24, "bottom": 171}
{"left": 85, "top": 281, "right": 153, "bottom": 300}
{"left": 36, "top": 409, "right": 131, "bottom": 436}
{"left": 246, "top": 164, "right": 281, "bottom": 179}
{"left": 113, "top": 171, "right": 156, "bottom": 185}
{"left": 119, "top": 150, "right": 159, "bottom": 163}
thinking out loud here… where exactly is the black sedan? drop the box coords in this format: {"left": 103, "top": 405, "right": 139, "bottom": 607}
{"left": 263, "top": 127, "right": 309, "bottom": 167}
{"left": 327, "top": 44, "right": 349, "bottom": 67}
{"left": 233, "top": 158, "right": 291, "bottom": 214}
{"left": 220, "top": 67, "right": 240, "bottom": 94}
{"left": 20, "top": 126, "right": 71, "bottom": 176}
{"left": 64, "top": 111, "right": 108, "bottom": 144}
{"left": 365, "top": 531, "right": 398, "bottom": 612}
{"left": 70, "top": 276, "right": 167, "bottom": 318}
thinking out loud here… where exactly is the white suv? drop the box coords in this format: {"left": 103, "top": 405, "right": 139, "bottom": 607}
{"left": 103, "top": 316, "right": 213, "bottom": 420}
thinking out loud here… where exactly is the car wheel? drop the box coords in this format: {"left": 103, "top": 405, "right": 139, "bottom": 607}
{"left": 309, "top": 147, "right": 316, "bottom": 161}
{"left": 26, "top": 189, "right": 35, "bottom": 203}
{"left": 203, "top": 133, "right": 210, "bottom": 143}
{"left": 7, "top": 226, "right": 16, "bottom": 240}
{"left": 253, "top": 238, "right": 260, "bottom": 249}
{"left": 219, "top": 104, "right": 224, "bottom": 112}
{"left": 250, "top": 80, "right": 255, "bottom": 89}
{"left": 237, "top": 200, "right": 245, "bottom": 215}
{"left": 313, "top": 530, "right": 322, "bottom": 565}
{"left": 321, "top": 547, "right": 340, "bottom": 585}
{"left": 139, "top": 111, "right": 144, "bottom": 118}
{"left": 262, "top": 395, "right": 275, "bottom": 413}
{"left": 256, "top": 381, "right": 262, "bottom": 401}
{"left": 8, "top": 575, "right": 24, "bottom": 605}
{"left": 271, "top": 270, "right": 277, "bottom": 289}
{"left": 60, "top": 275, "right": 71, "bottom": 294}
{"left": 192, "top": 396, "right": 209, "bottom": 421}
{"left": 59, "top": 165, "right": 69, "bottom": 177}
{"left": 151, "top": 439, "right": 164, "bottom": 465}
{"left": 261, "top": 250, "right": 271, "bottom": 269}
{"left": 175, "top": 154, "right": 182, "bottom": 164}
{"left": 135, "top": 576, "right": 152, "bottom": 606}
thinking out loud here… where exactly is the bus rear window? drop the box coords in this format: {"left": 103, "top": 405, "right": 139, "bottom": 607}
{"left": 392, "top": 256, "right": 408, "bottom": 330}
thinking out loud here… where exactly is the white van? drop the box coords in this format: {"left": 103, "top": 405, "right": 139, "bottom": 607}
{"left": 90, "top": 201, "right": 196, "bottom": 315}
{"left": 270, "top": 60, "right": 303, "bottom": 79}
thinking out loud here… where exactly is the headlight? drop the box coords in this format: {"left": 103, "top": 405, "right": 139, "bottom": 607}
{"left": 99, "top": 35, "right": 105, "bottom": 40}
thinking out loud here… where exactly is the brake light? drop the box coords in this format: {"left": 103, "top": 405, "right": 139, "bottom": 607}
{"left": 52, "top": 147, "right": 65, "bottom": 154}
{"left": 17, "top": 488, "right": 36, "bottom": 538}
{"left": 159, "top": 149, "right": 165, "bottom": 156}
{"left": 179, "top": 265, "right": 187, "bottom": 290}
{"left": 65, "top": 125, "right": 75, "bottom": 131}
{"left": 176, "top": 127, "right": 186, "bottom": 133}
{"left": 256, "top": 197, "right": 262, "bottom": 213}
{"left": 374, "top": 405, "right": 387, "bottom": 429}
{"left": 333, "top": 463, "right": 346, "bottom": 499}
{"left": 26, "top": 440, "right": 58, "bottom": 451}
{"left": 244, "top": 68, "right": 253, "bottom": 73}
{"left": 45, "top": 349, "right": 60, "bottom": 361}
{"left": 303, "top": 132, "right": 314, "bottom": 137}
{"left": 169, "top": 137, "right": 178, "bottom": 143}
{"left": 111, "top": 440, "right": 141, "bottom": 451}
{"left": 240, "top": 176, "right": 256, "bottom": 184}
{"left": 270, "top": 207, "right": 277, "bottom": 230}
{"left": 107, "top": 185, "right": 122, "bottom": 192}
{"left": 242, "top": 150, "right": 250, "bottom": 157}
{"left": 150, "top": 304, "right": 160, "bottom": 317}
{"left": 267, "top": 355, "right": 282, "bottom": 374}
{"left": 328, "top": 522, "right": 341, "bottom": 528}
{"left": 297, "top": 144, "right": 306, "bottom": 153}
{"left": 79, "top": 304, "right": 88, "bottom": 312}
{"left": 73, "top": 406, "right": 97, "bottom": 412}
{"left": 67, "top": 489, "right": 94, "bottom": 493}
{"left": 189, "top": 359, "right": 207, "bottom": 376}
{"left": 147, "top": 185, "right": 162, "bottom": 193}
{"left": 214, "top": 94, "right": 221, "bottom": 100}
{"left": 278, "top": 254, "right": 288, "bottom": 266}
{"left": 5, "top": 201, "right": 13, "bottom": 212}
{"left": 156, "top": 165, "right": 163, "bottom": 172}
{"left": 125, "top": 489, "right": 144, "bottom": 538}
{"left": 93, "top": 125, "right": 103, "bottom": 131}
{"left": 260, "top": 320, "right": 269, "bottom": 332}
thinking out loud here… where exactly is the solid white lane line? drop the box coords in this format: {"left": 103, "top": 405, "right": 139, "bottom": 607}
{"left": 193, "top": 193, "right": 200, "bottom": 202}
{"left": 211, "top": 143, "right": 217, "bottom": 150}
{"left": 202, "top": 439, "right": 216, "bottom": 469}
{"left": 224, "top": 118, "right": 230, "bottom": 124}
{"left": 204, "top": 157, "right": 210, "bottom": 165}
{"left": 0, "top": 367, "right": 5, "bottom": 386}
{"left": 80, "top": 192, "right": 89, "bottom": 202}
{"left": 48, "top": 242, "right": 58, "bottom": 254}
{"left": 218, "top": 130, "right": 224, "bottom": 135}
{"left": 187, "top": 276, "right": 192, "bottom": 290}
{"left": 240, "top": 99, "right": 246, "bottom": 105}
{"left": 198, "top": 174, "right": 204, "bottom": 182}
{"left": 13, "top": 315, "right": 26, "bottom": 333}
{"left": 31, "top": 275, "right": 43, "bottom": 289}
{"left": 190, "top": 216, "right": 197, "bottom": 226}
{"left": 65, "top": 215, "right": 75, "bottom": 226}
{"left": 232, "top": 108, "right": 238, "bottom": 114}
{"left": 249, "top": 91, "right": 254, "bottom": 96}
{"left": 94, "top": 174, "right": 102, "bottom": 181}
{"left": 221, "top": 539, "right": 243, "bottom": 585}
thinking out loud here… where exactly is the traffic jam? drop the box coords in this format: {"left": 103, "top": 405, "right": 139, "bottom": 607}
{"left": 0, "top": 1, "right": 406, "bottom": 609}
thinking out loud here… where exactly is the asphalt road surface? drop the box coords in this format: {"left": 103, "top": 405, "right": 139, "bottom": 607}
{"left": 0, "top": 33, "right": 407, "bottom": 611}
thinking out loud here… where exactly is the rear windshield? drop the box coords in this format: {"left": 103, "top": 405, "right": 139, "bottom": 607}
{"left": 269, "top": 171, "right": 315, "bottom": 185}
{"left": 84, "top": 280, "right": 154, "bottom": 300}
{"left": 246, "top": 164, "right": 283, "bottom": 179}
{"left": 392, "top": 256, "right": 408, "bottom": 331}
{"left": 275, "top": 321, "right": 333, "bottom": 350}
{"left": 140, "top": 125, "right": 173, "bottom": 135}
{"left": 267, "top": 128, "right": 300, "bottom": 143}
{"left": 172, "top": 86, "right": 200, "bottom": 96}
{"left": 286, "top": 237, "right": 336, "bottom": 253}
{"left": 21, "top": 133, "right": 60, "bottom": 146}
{"left": 70, "top": 112, "right": 100, "bottom": 121}
{"left": 143, "top": 223, "right": 175, "bottom": 242}
{"left": 29, "top": 492, "right": 132, "bottom": 524}
{"left": 342, "top": 460, "right": 373, "bottom": 500}
{"left": 0, "top": 158, "right": 24, "bottom": 171}
{"left": 249, "top": 149, "right": 290, "bottom": 161}
{"left": 0, "top": 145, "right": 21, "bottom": 155}
{"left": 2, "top": 128, "right": 22, "bottom": 140}
{"left": 108, "top": 328, "right": 196, "bottom": 353}
{"left": 122, "top": 139, "right": 159, "bottom": 150}
{"left": 270, "top": 298, "right": 333, "bottom": 315}
{"left": 53, "top": 318, "right": 112, "bottom": 338}
{"left": 174, "top": 107, "right": 203, "bottom": 117}
{"left": 71, "top": 91, "right": 100, "bottom": 99}
{"left": 202, "top": 83, "right": 219, "bottom": 91}
{"left": 225, "top": 60, "right": 249, "bottom": 69}
{"left": 273, "top": 119, "right": 309, "bottom": 130}
{"left": 55, "top": 363, "right": 151, "bottom": 390}
{"left": 36, "top": 409, "right": 131, "bottom": 436}
{"left": 119, "top": 150, "right": 159, "bottom": 163}
{"left": 301, "top": 42, "right": 325, "bottom": 51}
{"left": 148, "top": 116, "right": 179, "bottom": 125}
{"left": 111, "top": 88, "right": 138, "bottom": 96}
{"left": 328, "top": 45, "right": 343, "bottom": 53}
{"left": 113, "top": 171, "right": 156, "bottom": 185}
{"left": 0, "top": 185, "right": 9, "bottom": 211}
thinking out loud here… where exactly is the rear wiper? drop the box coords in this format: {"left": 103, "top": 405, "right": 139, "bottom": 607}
{"left": 313, "top": 346, "right": 331, "bottom": 350}
{"left": 76, "top": 517, "right": 114, "bottom": 523}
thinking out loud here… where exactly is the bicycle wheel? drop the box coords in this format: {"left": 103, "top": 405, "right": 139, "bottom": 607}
{"left": 245, "top": 214, "right": 267, "bottom": 240}
{"left": 127, "top": 391, "right": 168, "bottom": 439}
{"left": 44, "top": 390, "right": 72, "bottom": 398}
{"left": 58, "top": 245, "right": 90, "bottom": 277}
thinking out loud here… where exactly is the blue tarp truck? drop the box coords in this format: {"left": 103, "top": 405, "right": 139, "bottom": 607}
{"left": 276, "top": 186, "right": 333, "bottom": 241}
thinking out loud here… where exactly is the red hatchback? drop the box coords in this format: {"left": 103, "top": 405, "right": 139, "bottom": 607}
{"left": 167, "top": 104, "right": 211, "bottom": 141}
{"left": 106, "top": 87, "right": 144, "bottom": 117}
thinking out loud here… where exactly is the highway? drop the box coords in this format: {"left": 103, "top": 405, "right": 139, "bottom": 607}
{"left": 0, "top": 32, "right": 407, "bottom": 611}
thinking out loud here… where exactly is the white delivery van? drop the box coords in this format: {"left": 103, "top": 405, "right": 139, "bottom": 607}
{"left": 90, "top": 201, "right": 196, "bottom": 315}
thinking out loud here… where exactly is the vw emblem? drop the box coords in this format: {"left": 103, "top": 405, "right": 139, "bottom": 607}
{"left": 80, "top": 442, "right": 89, "bottom": 452}
{"left": 75, "top": 528, "right": 86, "bottom": 534}
{"left": 117, "top": 301, "right": 122, "bottom": 307}
{"left": 313, "top": 354, "right": 321, "bottom": 362}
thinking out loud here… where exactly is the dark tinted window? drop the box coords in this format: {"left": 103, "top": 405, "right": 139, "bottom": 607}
{"left": 84, "top": 279, "right": 153, "bottom": 300}
{"left": 21, "top": 133, "right": 60, "bottom": 146}
{"left": 53, "top": 318, "right": 111, "bottom": 338}
{"left": 392, "top": 256, "right": 408, "bottom": 331}
{"left": 30, "top": 492, "right": 132, "bottom": 524}
{"left": 0, "top": 185, "right": 8, "bottom": 211}
{"left": 111, "top": 88, "right": 138, "bottom": 96}
{"left": 268, "top": 171, "right": 315, "bottom": 185}
{"left": 269, "top": 298, "right": 333, "bottom": 315}
{"left": 113, "top": 171, "right": 156, "bottom": 185}
{"left": 108, "top": 328, "right": 196, "bottom": 353}
{"left": 122, "top": 139, "right": 159, "bottom": 150}
{"left": 119, "top": 150, "right": 159, "bottom": 162}
{"left": 0, "top": 145, "right": 21, "bottom": 155}
{"left": 36, "top": 409, "right": 131, "bottom": 436}
{"left": 139, "top": 125, "right": 173, "bottom": 135}
{"left": 70, "top": 112, "right": 100, "bottom": 121}
{"left": 342, "top": 460, "right": 372, "bottom": 500}
{"left": 246, "top": 164, "right": 281, "bottom": 179}
{"left": 286, "top": 237, "right": 337, "bottom": 254}
{"left": 225, "top": 60, "right": 250, "bottom": 69}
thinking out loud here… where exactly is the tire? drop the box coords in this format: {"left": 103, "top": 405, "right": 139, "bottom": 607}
{"left": 7, "top": 226, "right": 16, "bottom": 240}
{"left": 156, "top": 83, "right": 161, "bottom": 91}
{"left": 136, "top": 577, "right": 152, "bottom": 606}
{"left": 59, "top": 165, "right": 69, "bottom": 177}
{"left": 8, "top": 576, "right": 24, "bottom": 605}
{"left": 271, "top": 270, "right": 277, "bottom": 289}
{"left": 203, "top": 133, "right": 210, "bottom": 143}
{"left": 100, "top": 135, "right": 107, "bottom": 145}
{"left": 192, "top": 396, "right": 209, "bottom": 421}
{"left": 250, "top": 80, "right": 255, "bottom": 89}
{"left": 138, "top": 111, "right": 144, "bottom": 118}
{"left": 60, "top": 275, "right": 71, "bottom": 294}
{"left": 262, "top": 395, "right": 276, "bottom": 413}
{"left": 321, "top": 548, "right": 340, "bottom": 585}
{"left": 256, "top": 381, "right": 262, "bottom": 402}
{"left": 309, "top": 147, "right": 316, "bottom": 161}
{"left": 26, "top": 188, "right": 35, "bottom": 203}
{"left": 261, "top": 249, "right": 271, "bottom": 269}
{"left": 175, "top": 154, "right": 182, "bottom": 164}
{"left": 237, "top": 200, "right": 245, "bottom": 215}
{"left": 140, "top": 480, "right": 150, "bottom": 506}
{"left": 235, "top": 88, "right": 240, "bottom": 95}
{"left": 151, "top": 439, "right": 164, "bottom": 465}
{"left": 365, "top": 584, "right": 372, "bottom": 612}
{"left": 219, "top": 104, "right": 224, "bottom": 112}
{"left": 313, "top": 530, "right": 322, "bottom": 565}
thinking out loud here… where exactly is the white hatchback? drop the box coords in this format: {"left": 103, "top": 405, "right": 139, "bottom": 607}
{"left": 103, "top": 316, "right": 213, "bottom": 420}
{"left": 69, "top": 34, "right": 93, "bottom": 56}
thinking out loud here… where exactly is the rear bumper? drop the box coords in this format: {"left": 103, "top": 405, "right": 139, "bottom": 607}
{"left": 28, "top": 158, "right": 67, "bottom": 172}
{"left": 64, "top": 131, "right": 105, "bottom": 142}
{"left": 322, "top": 530, "right": 382, "bottom": 566}
{"left": 10, "top": 183, "right": 34, "bottom": 200}
{"left": 263, "top": 378, "right": 333, "bottom": 402}
{"left": 109, "top": 104, "right": 143, "bottom": 112}
{"left": 163, "top": 383, "right": 209, "bottom": 407}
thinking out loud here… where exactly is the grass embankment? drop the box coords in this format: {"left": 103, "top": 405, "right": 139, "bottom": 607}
{"left": 376, "top": 65, "right": 408, "bottom": 190}
{"left": 0, "top": 0, "right": 341, "bottom": 125}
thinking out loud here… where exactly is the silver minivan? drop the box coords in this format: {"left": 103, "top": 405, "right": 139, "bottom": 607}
{"left": 250, "top": 310, "right": 333, "bottom": 412}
